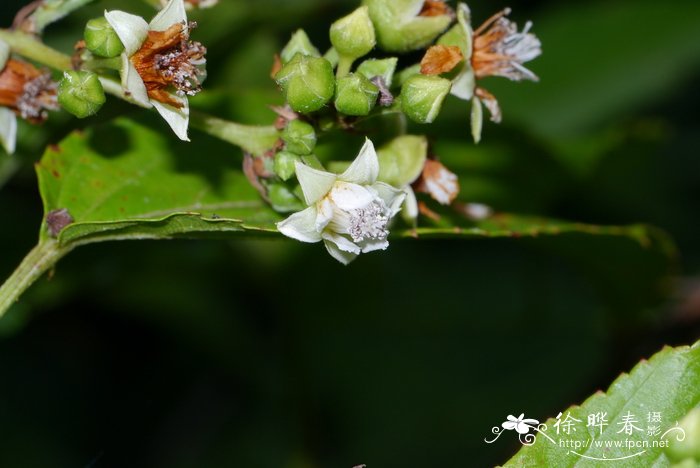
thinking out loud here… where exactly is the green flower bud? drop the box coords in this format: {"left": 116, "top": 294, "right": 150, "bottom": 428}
{"left": 84, "top": 17, "right": 124, "bottom": 58}
{"left": 58, "top": 71, "right": 106, "bottom": 118}
{"left": 275, "top": 54, "right": 335, "bottom": 114}
{"left": 356, "top": 57, "right": 398, "bottom": 87}
{"left": 334, "top": 73, "right": 379, "bottom": 116}
{"left": 377, "top": 135, "right": 428, "bottom": 187}
{"left": 363, "top": 0, "right": 453, "bottom": 52}
{"left": 330, "top": 6, "right": 376, "bottom": 60}
{"left": 274, "top": 150, "right": 301, "bottom": 181}
{"left": 281, "top": 29, "right": 321, "bottom": 63}
{"left": 282, "top": 120, "right": 316, "bottom": 155}
{"left": 667, "top": 408, "right": 700, "bottom": 463}
{"left": 268, "top": 183, "right": 305, "bottom": 213}
{"left": 400, "top": 74, "right": 451, "bottom": 124}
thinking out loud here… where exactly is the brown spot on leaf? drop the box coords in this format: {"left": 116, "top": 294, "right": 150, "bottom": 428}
{"left": 48, "top": 144, "right": 61, "bottom": 153}
{"left": 420, "top": 45, "right": 463, "bottom": 75}
{"left": 46, "top": 208, "right": 73, "bottom": 237}
{"left": 51, "top": 169, "right": 60, "bottom": 178}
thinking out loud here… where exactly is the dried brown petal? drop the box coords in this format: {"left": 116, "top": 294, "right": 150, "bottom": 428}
{"left": 420, "top": 0, "right": 453, "bottom": 18}
{"left": 420, "top": 45, "right": 464, "bottom": 75}
{"left": 414, "top": 159, "right": 460, "bottom": 205}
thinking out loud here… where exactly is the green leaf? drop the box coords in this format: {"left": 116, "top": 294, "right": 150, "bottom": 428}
{"left": 502, "top": 341, "right": 700, "bottom": 467}
{"left": 35, "top": 118, "right": 280, "bottom": 247}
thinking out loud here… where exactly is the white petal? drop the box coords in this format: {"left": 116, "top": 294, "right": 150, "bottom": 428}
{"left": 340, "top": 138, "right": 379, "bottom": 184}
{"left": 329, "top": 182, "right": 375, "bottom": 211}
{"left": 470, "top": 96, "right": 483, "bottom": 144}
{"left": 323, "top": 239, "right": 358, "bottom": 265}
{"left": 295, "top": 161, "right": 336, "bottom": 205}
{"left": 0, "top": 40, "right": 10, "bottom": 70}
{"left": 322, "top": 231, "right": 361, "bottom": 255}
{"left": 315, "top": 197, "right": 334, "bottom": 232}
{"left": 450, "top": 68, "right": 475, "bottom": 101}
{"left": 372, "top": 182, "right": 406, "bottom": 216}
{"left": 104, "top": 10, "right": 149, "bottom": 56}
{"left": 277, "top": 206, "right": 322, "bottom": 243}
{"left": 152, "top": 96, "right": 190, "bottom": 141}
{"left": 402, "top": 187, "right": 418, "bottom": 224}
{"left": 358, "top": 238, "right": 389, "bottom": 254}
{"left": 0, "top": 107, "right": 17, "bottom": 155}
{"left": 150, "top": 0, "right": 187, "bottom": 32}
{"left": 456, "top": 3, "right": 473, "bottom": 61}
{"left": 121, "top": 56, "right": 151, "bottom": 107}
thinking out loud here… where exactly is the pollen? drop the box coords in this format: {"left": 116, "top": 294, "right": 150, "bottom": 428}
{"left": 471, "top": 9, "right": 541, "bottom": 82}
{"left": 348, "top": 201, "right": 390, "bottom": 243}
{"left": 131, "top": 21, "right": 206, "bottom": 107}
{"left": 0, "top": 59, "right": 57, "bottom": 123}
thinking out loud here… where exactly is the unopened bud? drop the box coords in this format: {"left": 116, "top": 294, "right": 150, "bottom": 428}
{"left": 364, "top": 0, "right": 453, "bottom": 52}
{"left": 356, "top": 57, "right": 398, "bottom": 87}
{"left": 334, "top": 73, "right": 379, "bottom": 116}
{"left": 400, "top": 74, "right": 451, "bottom": 123}
{"left": 84, "top": 17, "right": 124, "bottom": 58}
{"left": 377, "top": 135, "right": 428, "bottom": 187}
{"left": 275, "top": 54, "right": 335, "bottom": 113}
{"left": 330, "top": 6, "right": 376, "bottom": 60}
{"left": 281, "top": 29, "right": 321, "bottom": 63}
{"left": 274, "top": 150, "right": 301, "bottom": 181}
{"left": 57, "top": 71, "right": 106, "bottom": 118}
{"left": 667, "top": 407, "right": 700, "bottom": 463}
{"left": 282, "top": 120, "right": 316, "bottom": 155}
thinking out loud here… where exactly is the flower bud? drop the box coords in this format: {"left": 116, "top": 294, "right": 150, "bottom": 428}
{"left": 400, "top": 74, "right": 451, "bottom": 123}
{"left": 275, "top": 54, "right": 335, "bottom": 113}
{"left": 57, "top": 71, "right": 106, "bottom": 118}
{"left": 282, "top": 120, "right": 316, "bottom": 155}
{"left": 268, "top": 183, "right": 305, "bottom": 213}
{"left": 364, "top": 0, "right": 453, "bottom": 52}
{"left": 667, "top": 407, "right": 700, "bottom": 463}
{"left": 334, "top": 73, "right": 379, "bottom": 116}
{"left": 83, "top": 17, "right": 124, "bottom": 58}
{"left": 281, "top": 29, "right": 321, "bottom": 64}
{"left": 330, "top": 6, "right": 376, "bottom": 60}
{"left": 377, "top": 135, "right": 428, "bottom": 187}
{"left": 274, "top": 150, "right": 301, "bottom": 181}
{"left": 356, "top": 57, "right": 398, "bottom": 87}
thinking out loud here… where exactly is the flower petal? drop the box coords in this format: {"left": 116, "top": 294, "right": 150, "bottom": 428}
{"left": 358, "top": 237, "right": 389, "bottom": 254}
{"left": 0, "top": 40, "right": 9, "bottom": 70}
{"left": 104, "top": 10, "right": 149, "bottom": 56}
{"left": 0, "top": 107, "right": 17, "bottom": 155}
{"left": 121, "top": 56, "right": 151, "bottom": 107}
{"left": 470, "top": 96, "right": 483, "bottom": 144}
{"left": 315, "top": 197, "right": 334, "bottom": 232}
{"left": 402, "top": 187, "right": 419, "bottom": 224}
{"left": 277, "top": 206, "right": 322, "bottom": 243}
{"left": 152, "top": 96, "right": 190, "bottom": 141}
{"left": 456, "top": 3, "right": 473, "bottom": 61}
{"left": 330, "top": 182, "right": 375, "bottom": 211}
{"left": 450, "top": 68, "right": 475, "bottom": 101}
{"left": 340, "top": 138, "right": 379, "bottom": 185}
{"left": 372, "top": 181, "right": 406, "bottom": 216}
{"left": 322, "top": 231, "right": 361, "bottom": 255}
{"left": 150, "top": 0, "right": 188, "bottom": 32}
{"left": 323, "top": 239, "right": 358, "bottom": 265}
{"left": 295, "top": 161, "right": 336, "bottom": 205}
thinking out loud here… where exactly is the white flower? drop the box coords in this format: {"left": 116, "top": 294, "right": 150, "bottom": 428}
{"left": 502, "top": 414, "right": 539, "bottom": 434}
{"left": 277, "top": 139, "right": 406, "bottom": 265}
{"left": 445, "top": 4, "right": 541, "bottom": 142}
{"left": 105, "top": 0, "right": 207, "bottom": 141}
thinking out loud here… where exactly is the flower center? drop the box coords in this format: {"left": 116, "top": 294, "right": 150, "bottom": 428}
{"left": 132, "top": 21, "right": 207, "bottom": 107}
{"left": 0, "top": 59, "right": 57, "bottom": 123}
{"left": 348, "top": 201, "right": 390, "bottom": 243}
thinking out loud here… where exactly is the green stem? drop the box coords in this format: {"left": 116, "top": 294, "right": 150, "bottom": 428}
{"left": 189, "top": 111, "right": 280, "bottom": 156}
{"left": 336, "top": 55, "right": 354, "bottom": 78}
{"left": 0, "top": 29, "right": 72, "bottom": 70}
{"left": 0, "top": 240, "right": 69, "bottom": 318}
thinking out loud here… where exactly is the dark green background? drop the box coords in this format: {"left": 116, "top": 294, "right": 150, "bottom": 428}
{"left": 1, "top": 0, "right": 699, "bottom": 466}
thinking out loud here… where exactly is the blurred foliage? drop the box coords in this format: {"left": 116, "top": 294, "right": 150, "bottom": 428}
{"left": 0, "top": 0, "right": 699, "bottom": 467}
